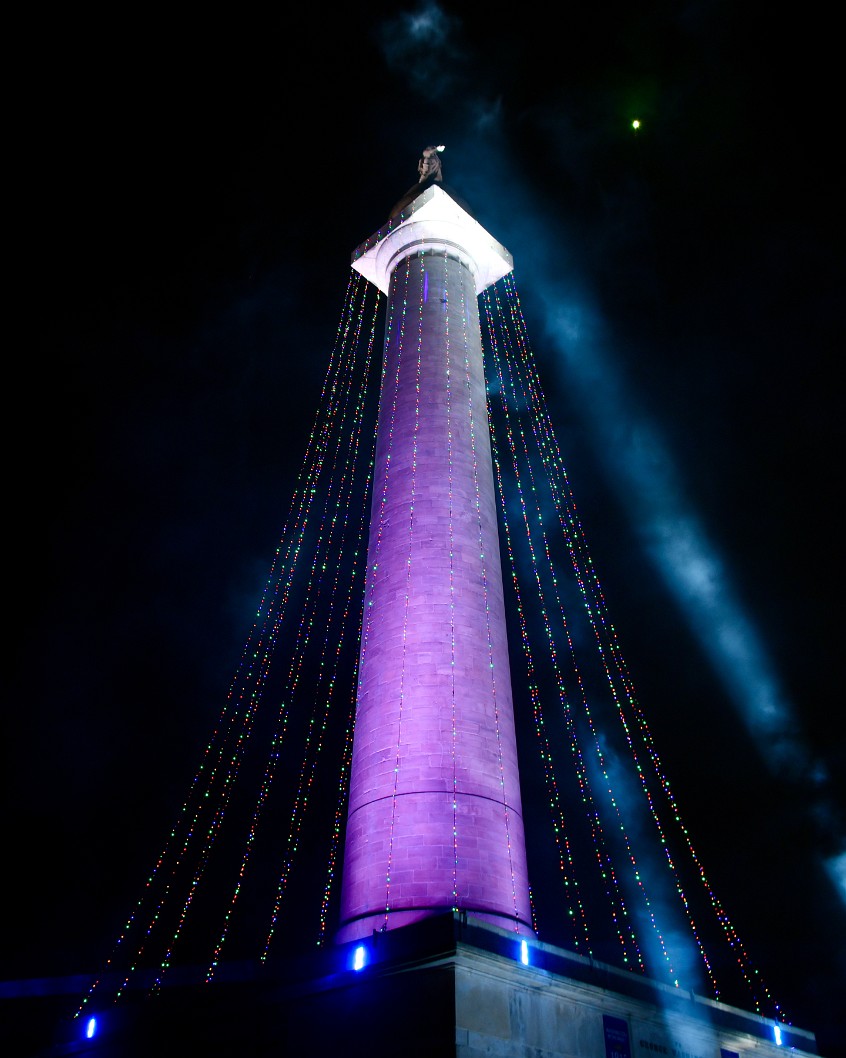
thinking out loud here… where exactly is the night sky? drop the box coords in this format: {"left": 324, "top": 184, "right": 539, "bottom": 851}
{"left": 7, "top": 3, "right": 844, "bottom": 1056}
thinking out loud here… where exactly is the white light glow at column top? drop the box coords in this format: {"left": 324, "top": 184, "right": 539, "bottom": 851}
{"left": 351, "top": 185, "right": 514, "bottom": 296}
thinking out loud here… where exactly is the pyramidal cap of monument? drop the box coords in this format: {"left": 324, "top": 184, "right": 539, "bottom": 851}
{"left": 337, "top": 147, "right": 533, "bottom": 944}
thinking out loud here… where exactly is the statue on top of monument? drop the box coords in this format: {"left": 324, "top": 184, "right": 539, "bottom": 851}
{"left": 416, "top": 144, "right": 444, "bottom": 185}
{"left": 389, "top": 145, "right": 452, "bottom": 220}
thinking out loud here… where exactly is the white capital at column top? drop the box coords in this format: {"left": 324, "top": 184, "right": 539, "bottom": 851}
{"left": 351, "top": 185, "right": 513, "bottom": 296}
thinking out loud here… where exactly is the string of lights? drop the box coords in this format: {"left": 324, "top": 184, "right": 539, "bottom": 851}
{"left": 499, "top": 270, "right": 780, "bottom": 1014}
{"left": 482, "top": 273, "right": 783, "bottom": 1020}
{"left": 258, "top": 273, "right": 381, "bottom": 965}
{"left": 73, "top": 260, "right": 785, "bottom": 1026}
{"left": 382, "top": 253, "right": 425, "bottom": 927}
{"left": 444, "top": 252, "right": 460, "bottom": 911}
{"left": 484, "top": 284, "right": 645, "bottom": 972}
{"left": 75, "top": 270, "right": 381, "bottom": 1015}
{"left": 459, "top": 256, "right": 521, "bottom": 926}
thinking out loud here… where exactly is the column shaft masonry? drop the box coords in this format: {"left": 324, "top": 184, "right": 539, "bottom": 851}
{"left": 337, "top": 188, "right": 533, "bottom": 942}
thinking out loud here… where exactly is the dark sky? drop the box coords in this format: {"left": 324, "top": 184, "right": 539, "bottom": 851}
{"left": 7, "top": 2, "right": 844, "bottom": 1055}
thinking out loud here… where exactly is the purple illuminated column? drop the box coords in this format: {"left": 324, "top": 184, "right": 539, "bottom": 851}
{"left": 337, "top": 187, "right": 533, "bottom": 943}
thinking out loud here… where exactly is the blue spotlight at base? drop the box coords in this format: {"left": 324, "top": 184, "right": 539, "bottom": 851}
{"left": 520, "top": 939, "right": 529, "bottom": 966}
{"left": 774, "top": 1024, "right": 783, "bottom": 1047}
{"left": 352, "top": 945, "right": 367, "bottom": 971}
{"left": 85, "top": 1016, "right": 97, "bottom": 1039}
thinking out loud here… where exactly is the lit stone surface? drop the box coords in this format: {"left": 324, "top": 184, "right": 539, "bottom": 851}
{"left": 338, "top": 198, "right": 532, "bottom": 942}
{"left": 351, "top": 184, "right": 513, "bottom": 296}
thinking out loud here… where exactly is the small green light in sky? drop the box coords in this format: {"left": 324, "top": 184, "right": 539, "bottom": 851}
{"left": 632, "top": 119, "right": 641, "bottom": 130}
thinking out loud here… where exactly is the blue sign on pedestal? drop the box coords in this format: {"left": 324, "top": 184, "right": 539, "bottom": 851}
{"left": 604, "top": 1014, "right": 632, "bottom": 1058}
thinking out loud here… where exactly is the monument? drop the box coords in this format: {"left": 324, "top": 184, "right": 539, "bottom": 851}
{"left": 337, "top": 147, "right": 534, "bottom": 943}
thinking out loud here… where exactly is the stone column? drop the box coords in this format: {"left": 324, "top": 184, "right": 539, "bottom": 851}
{"left": 337, "top": 187, "right": 533, "bottom": 943}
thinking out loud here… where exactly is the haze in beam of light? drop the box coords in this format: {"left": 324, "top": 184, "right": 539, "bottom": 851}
{"left": 597, "top": 739, "right": 708, "bottom": 998}
{"left": 825, "top": 851, "right": 846, "bottom": 908}
{"left": 533, "top": 281, "right": 845, "bottom": 905}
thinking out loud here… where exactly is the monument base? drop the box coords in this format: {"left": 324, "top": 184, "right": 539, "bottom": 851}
{"left": 28, "top": 914, "right": 818, "bottom": 1057}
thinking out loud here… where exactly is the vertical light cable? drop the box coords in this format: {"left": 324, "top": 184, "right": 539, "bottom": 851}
{"left": 382, "top": 254, "right": 424, "bottom": 925}
{"left": 461, "top": 269, "right": 519, "bottom": 926}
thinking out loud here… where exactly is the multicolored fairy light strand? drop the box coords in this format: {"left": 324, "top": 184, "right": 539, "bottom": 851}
{"left": 443, "top": 252, "right": 460, "bottom": 910}
{"left": 75, "top": 270, "right": 381, "bottom": 1014}
{"left": 258, "top": 275, "right": 381, "bottom": 964}
{"left": 482, "top": 272, "right": 784, "bottom": 1019}
{"left": 459, "top": 257, "right": 521, "bottom": 927}
{"left": 209, "top": 275, "right": 382, "bottom": 975}
{"left": 74, "top": 256, "right": 786, "bottom": 1028}
{"left": 484, "top": 299, "right": 593, "bottom": 956}
{"left": 490, "top": 277, "right": 674, "bottom": 976}
{"left": 484, "top": 285, "right": 644, "bottom": 970}
{"left": 382, "top": 253, "right": 424, "bottom": 926}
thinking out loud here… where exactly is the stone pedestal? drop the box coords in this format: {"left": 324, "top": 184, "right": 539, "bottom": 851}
{"left": 42, "top": 915, "right": 817, "bottom": 1057}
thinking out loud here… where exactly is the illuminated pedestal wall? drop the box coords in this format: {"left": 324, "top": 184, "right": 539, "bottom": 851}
{"left": 281, "top": 916, "right": 819, "bottom": 1058}
{"left": 42, "top": 915, "right": 818, "bottom": 1057}
{"left": 337, "top": 188, "right": 533, "bottom": 942}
